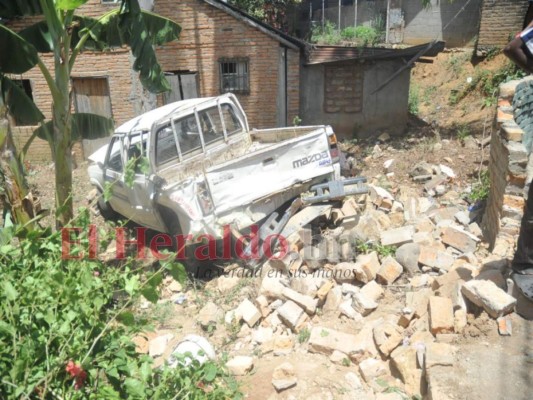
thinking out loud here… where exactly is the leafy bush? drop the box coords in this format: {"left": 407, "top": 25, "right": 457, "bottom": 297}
{"left": 310, "top": 21, "right": 341, "bottom": 45}
{"left": 408, "top": 84, "right": 420, "bottom": 115}
{"left": 0, "top": 210, "right": 241, "bottom": 399}
{"left": 341, "top": 26, "right": 380, "bottom": 46}
{"left": 470, "top": 170, "right": 490, "bottom": 202}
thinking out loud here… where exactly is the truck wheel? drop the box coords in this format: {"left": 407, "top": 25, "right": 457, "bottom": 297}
{"left": 97, "top": 189, "right": 117, "bottom": 220}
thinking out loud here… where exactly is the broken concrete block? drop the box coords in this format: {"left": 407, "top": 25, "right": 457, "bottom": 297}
{"left": 429, "top": 296, "right": 455, "bottom": 335}
{"left": 252, "top": 326, "right": 273, "bottom": 344}
{"left": 217, "top": 276, "right": 240, "bottom": 293}
{"left": 425, "top": 343, "right": 455, "bottom": 369}
{"left": 406, "top": 289, "right": 432, "bottom": 318}
{"left": 377, "top": 256, "right": 403, "bottom": 285}
{"left": 341, "top": 282, "right": 359, "bottom": 295}
{"left": 358, "top": 358, "right": 387, "bottom": 383}
{"left": 316, "top": 280, "right": 334, "bottom": 302}
{"left": 339, "top": 300, "right": 363, "bottom": 320}
{"left": 398, "top": 307, "right": 416, "bottom": 328}
{"left": 323, "top": 285, "right": 343, "bottom": 313}
{"left": 330, "top": 349, "right": 349, "bottom": 364}
{"left": 260, "top": 276, "right": 287, "bottom": 299}
{"left": 226, "top": 356, "right": 253, "bottom": 376}
{"left": 454, "top": 309, "right": 467, "bottom": 333}
{"left": 352, "top": 291, "right": 378, "bottom": 316}
{"left": 333, "top": 262, "right": 359, "bottom": 283}
{"left": 355, "top": 251, "right": 381, "bottom": 282}
{"left": 390, "top": 345, "right": 425, "bottom": 398}
{"left": 282, "top": 287, "right": 318, "bottom": 315}
{"left": 497, "top": 316, "right": 513, "bottom": 336}
{"left": 373, "top": 322, "right": 403, "bottom": 356}
{"left": 461, "top": 280, "right": 517, "bottom": 318}
{"left": 237, "top": 299, "right": 262, "bottom": 327}
{"left": 454, "top": 211, "right": 470, "bottom": 226}
{"left": 149, "top": 334, "right": 174, "bottom": 357}
{"left": 380, "top": 226, "right": 415, "bottom": 247}
{"left": 441, "top": 227, "right": 478, "bottom": 253}
{"left": 418, "top": 246, "right": 454, "bottom": 271}
{"left": 396, "top": 243, "right": 421, "bottom": 275}
{"left": 277, "top": 300, "right": 307, "bottom": 331}
{"left": 271, "top": 362, "right": 297, "bottom": 391}
{"left": 198, "top": 302, "right": 223, "bottom": 330}
{"left": 475, "top": 269, "right": 506, "bottom": 290}
{"left": 273, "top": 335, "right": 294, "bottom": 356}
{"left": 308, "top": 326, "right": 359, "bottom": 356}
{"left": 255, "top": 295, "right": 271, "bottom": 318}
{"left": 360, "top": 280, "right": 385, "bottom": 302}
{"left": 426, "top": 365, "right": 453, "bottom": 400}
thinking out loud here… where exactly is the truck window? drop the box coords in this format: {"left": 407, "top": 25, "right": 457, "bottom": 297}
{"left": 107, "top": 137, "right": 123, "bottom": 172}
{"left": 198, "top": 107, "right": 224, "bottom": 146}
{"left": 126, "top": 134, "right": 147, "bottom": 174}
{"left": 155, "top": 115, "right": 203, "bottom": 166}
{"left": 221, "top": 104, "right": 242, "bottom": 135}
{"left": 155, "top": 125, "right": 178, "bottom": 166}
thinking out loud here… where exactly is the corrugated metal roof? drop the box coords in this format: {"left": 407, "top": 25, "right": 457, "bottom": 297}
{"left": 306, "top": 41, "right": 445, "bottom": 65}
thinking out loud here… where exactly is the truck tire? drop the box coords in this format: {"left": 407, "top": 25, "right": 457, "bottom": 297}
{"left": 96, "top": 189, "right": 118, "bottom": 220}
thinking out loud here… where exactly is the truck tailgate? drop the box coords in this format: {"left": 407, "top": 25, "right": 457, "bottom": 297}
{"left": 205, "top": 128, "right": 334, "bottom": 214}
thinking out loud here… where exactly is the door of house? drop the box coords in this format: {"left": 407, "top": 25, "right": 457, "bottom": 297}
{"left": 72, "top": 77, "right": 113, "bottom": 158}
{"left": 163, "top": 72, "right": 199, "bottom": 104}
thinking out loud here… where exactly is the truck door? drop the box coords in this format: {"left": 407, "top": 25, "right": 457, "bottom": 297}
{"left": 122, "top": 133, "right": 165, "bottom": 231}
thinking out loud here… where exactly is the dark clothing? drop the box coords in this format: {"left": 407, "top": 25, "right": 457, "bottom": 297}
{"left": 525, "top": 1, "right": 533, "bottom": 29}
{"left": 513, "top": 182, "right": 533, "bottom": 273}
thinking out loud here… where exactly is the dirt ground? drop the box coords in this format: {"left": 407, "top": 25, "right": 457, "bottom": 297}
{"left": 7, "top": 49, "right": 533, "bottom": 399}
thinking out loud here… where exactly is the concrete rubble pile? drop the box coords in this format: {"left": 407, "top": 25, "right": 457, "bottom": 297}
{"left": 145, "top": 179, "right": 520, "bottom": 399}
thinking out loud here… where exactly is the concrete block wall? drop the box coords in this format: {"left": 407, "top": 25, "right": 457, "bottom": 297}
{"left": 482, "top": 78, "right": 533, "bottom": 258}
{"left": 477, "top": 0, "right": 528, "bottom": 55}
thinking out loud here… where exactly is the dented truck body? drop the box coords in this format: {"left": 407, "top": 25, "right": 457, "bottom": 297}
{"left": 88, "top": 93, "right": 340, "bottom": 238}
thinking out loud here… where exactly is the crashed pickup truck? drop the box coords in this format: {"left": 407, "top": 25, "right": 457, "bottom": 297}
{"left": 88, "top": 93, "right": 345, "bottom": 239}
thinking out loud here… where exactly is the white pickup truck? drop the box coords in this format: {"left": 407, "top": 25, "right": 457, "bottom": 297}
{"left": 88, "top": 93, "right": 342, "bottom": 239}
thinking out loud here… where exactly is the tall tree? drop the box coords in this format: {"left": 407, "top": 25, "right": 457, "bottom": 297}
{"left": 0, "top": 0, "right": 181, "bottom": 227}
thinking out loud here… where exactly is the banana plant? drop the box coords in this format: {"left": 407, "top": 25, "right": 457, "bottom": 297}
{"left": 0, "top": 0, "right": 181, "bottom": 228}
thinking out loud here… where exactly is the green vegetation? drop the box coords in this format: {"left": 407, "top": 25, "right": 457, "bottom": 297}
{"left": 311, "top": 22, "right": 382, "bottom": 46}
{"left": 456, "top": 125, "right": 471, "bottom": 143}
{"left": 355, "top": 240, "right": 396, "bottom": 258}
{"left": 408, "top": 84, "right": 420, "bottom": 115}
{"left": 0, "top": 211, "right": 241, "bottom": 399}
{"left": 469, "top": 170, "right": 490, "bottom": 202}
{"left": 449, "top": 62, "right": 526, "bottom": 107}
{"left": 298, "top": 327, "right": 311, "bottom": 343}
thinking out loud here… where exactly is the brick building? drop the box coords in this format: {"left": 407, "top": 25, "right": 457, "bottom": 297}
{"left": 6, "top": 0, "right": 302, "bottom": 161}
{"left": 476, "top": 0, "right": 529, "bottom": 55}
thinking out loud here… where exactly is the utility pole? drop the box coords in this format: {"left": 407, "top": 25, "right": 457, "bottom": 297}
{"left": 386, "top": 0, "right": 390, "bottom": 44}
{"left": 354, "top": 0, "right": 358, "bottom": 27}
{"left": 322, "top": 0, "right": 325, "bottom": 30}
{"left": 338, "top": 0, "right": 341, "bottom": 31}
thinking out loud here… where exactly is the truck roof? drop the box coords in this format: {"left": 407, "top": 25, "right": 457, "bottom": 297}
{"left": 115, "top": 97, "right": 216, "bottom": 133}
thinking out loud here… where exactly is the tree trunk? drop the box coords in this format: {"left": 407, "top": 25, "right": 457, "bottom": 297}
{"left": 53, "top": 39, "right": 74, "bottom": 228}
{"left": 0, "top": 105, "right": 36, "bottom": 230}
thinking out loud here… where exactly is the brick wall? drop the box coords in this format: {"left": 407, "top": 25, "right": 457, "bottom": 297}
{"left": 154, "top": 0, "right": 300, "bottom": 130}
{"left": 6, "top": 0, "right": 300, "bottom": 162}
{"left": 477, "top": 0, "right": 528, "bottom": 55}
{"left": 482, "top": 77, "right": 533, "bottom": 257}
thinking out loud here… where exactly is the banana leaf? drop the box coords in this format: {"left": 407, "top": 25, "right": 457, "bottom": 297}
{"left": 0, "top": 0, "right": 43, "bottom": 18}
{"left": 0, "top": 24, "right": 38, "bottom": 74}
{"left": 1, "top": 76, "right": 44, "bottom": 126}
{"left": 34, "top": 113, "right": 114, "bottom": 142}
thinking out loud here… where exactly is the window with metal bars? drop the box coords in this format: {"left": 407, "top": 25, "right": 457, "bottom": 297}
{"left": 219, "top": 58, "right": 249, "bottom": 94}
